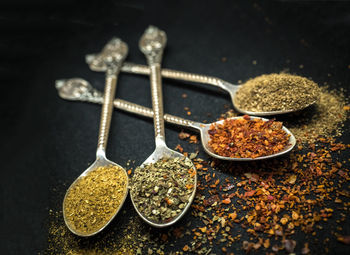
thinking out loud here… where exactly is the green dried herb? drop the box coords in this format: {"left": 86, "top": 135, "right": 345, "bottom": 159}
{"left": 234, "top": 73, "right": 320, "bottom": 112}
{"left": 131, "top": 157, "right": 196, "bottom": 223}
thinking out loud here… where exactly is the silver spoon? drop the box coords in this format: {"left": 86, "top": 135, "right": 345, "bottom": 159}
{"left": 86, "top": 62, "right": 317, "bottom": 116}
{"left": 62, "top": 38, "right": 129, "bottom": 236}
{"left": 56, "top": 78, "right": 296, "bottom": 162}
{"left": 131, "top": 26, "right": 196, "bottom": 228}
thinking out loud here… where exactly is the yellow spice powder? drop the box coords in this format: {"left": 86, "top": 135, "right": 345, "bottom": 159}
{"left": 63, "top": 165, "right": 128, "bottom": 235}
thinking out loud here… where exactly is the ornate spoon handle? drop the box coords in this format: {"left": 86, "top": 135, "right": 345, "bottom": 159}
{"left": 139, "top": 26, "right": 167, "bottom": 145}
{"left": 86, "top": 38, "right": 128, "bottom": 156}
{"left": 97, "top": 74, "right": 117, "bottom": 152}
{"left": 115, "top": 98, "right": 195, "bottom": 128}
{"left": 56, "top": 78, "right": 196, "bottom": 129}
{"left": 121, "top": 62, "right": 229, "bottom": 90}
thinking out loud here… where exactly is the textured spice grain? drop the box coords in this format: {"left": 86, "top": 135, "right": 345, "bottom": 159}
{"left": 63, "top": 165, "right": 127, "bottom": 235}
{"left": 234, "top": 73, "right": 320, "bottom": 112}
{"left": 48, "top": 208, "right": 160, "bottom": 255}
{"left": 286, "top": 86, "right": 349, "bottom": 143}
{"left": 131, "top": 157, "right": 196, "bottom": 223}
{"left": 208, "top": 115, "right": 290, "bottom": 158}
{"left": 226, "top": 86, "right": 349, "bottom": 144}
{"left": 47, "top": 135, "right": 350, "bottom": 254}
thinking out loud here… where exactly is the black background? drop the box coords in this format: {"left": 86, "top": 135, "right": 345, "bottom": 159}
{"left": 1, "top": 0, "right": 350, "bottom": 254}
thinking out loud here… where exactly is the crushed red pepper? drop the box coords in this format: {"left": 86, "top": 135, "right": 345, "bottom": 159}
{"left": 185, "top": 137, "right": 350, "bottom": 254}
{"left": 47, "top": 107, "right": 349, "bottom": 254}
{"left": 208, "top": 115, "right": 290, "bottom": 158}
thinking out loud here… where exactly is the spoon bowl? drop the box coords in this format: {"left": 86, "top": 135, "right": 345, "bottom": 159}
{"left": 130, "top": 138, "right": 197, "bottom": 228}
{"left": 56, "top": 78, "right": 297, "bottom": 162}
{"left": 220, "top": 81, "right": 318, "bottom": 116}
{"left": 191, "top": 117, "right": 296, "bottom": 161}
{"left": 63, "top": 156, "right": 128, "bottom": 236}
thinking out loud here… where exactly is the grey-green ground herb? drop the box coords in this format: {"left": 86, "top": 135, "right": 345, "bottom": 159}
{"left": 234, "top": 73, "right": 320, "bottom": 112}
{"left": 131, "top": 157, "right": 196, "bottom": 224}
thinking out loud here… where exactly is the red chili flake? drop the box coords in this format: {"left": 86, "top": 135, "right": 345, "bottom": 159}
{"left": 178, "top": 131, "right": 190, "bottom": 140}
{"left": 222, "top": 183, "right": 235, "bottom": 191}
{"left": 337, "top": 235, "right": 350, "bottom": 245}
{"left": 199, "top": 226, "right": 207, "bottom": 233}
{"left": 263, "top": 238, "right": 270, "bottom": 248}
{"left": 244, "top": 190, "right": 256, "bottom": 197}
{"left": 182, "top": 245, "right": 189, "bottom": 251}
{"left": 222, "top": 198, "right": 231, "bottom": 204}
{"left": 229, "top": 212, "right": 237, "bottom": 220}
{"left": 208, "top": 116, "right": 290, "bottom": 158}
{"left": 203, "top": 195, "right": 220, "bottom": 207}
{"left": 175, "top": 144, "right": 184, "bottom": 152}
{"left": 189, "top": 135, "right": 199, "bottom": 144}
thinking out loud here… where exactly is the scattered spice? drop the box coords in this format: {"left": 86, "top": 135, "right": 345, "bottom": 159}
{"left": 48, "top": 133, "right": 350, "bottom": 254}
{"left": 286, "top": 86, "right": 349, "bottom": 143}
{"left": 48, "top": 207, "right": 164, "bottom": 255}
{"left": 63, "top": 165, "right": 127, "bottom": 236}
{"left": 178, "top": 131, "right": 190, "bottom": 140}
{"left": 234, "top": 73, "right": 320, "bottom": 112}
{"left": 208, "top": 115, "right": 290, "bottom": 158}
{"left": 48, "top": 80, "right": 349, "bottom": 254}
{"left": 130, "top": 157, "right": 196, "bottom": 223}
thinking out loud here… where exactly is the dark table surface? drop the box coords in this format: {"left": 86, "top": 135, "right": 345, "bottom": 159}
{"left": 2, "top": 1, "right": 350, "bottom": 254}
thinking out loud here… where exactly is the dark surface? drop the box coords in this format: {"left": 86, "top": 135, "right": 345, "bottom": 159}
{"left": 1, "top": 0, "right": 350, "bottom": 254}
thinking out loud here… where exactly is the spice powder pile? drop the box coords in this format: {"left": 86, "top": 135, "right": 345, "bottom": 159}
{"left": 208, "top": 115, "right": 290, "bottom": 158}
{"left": 234, "top": 73, "right": 320, "bottom": 112}
{"left": 63, "top": 165, "right": 128, "bottom": 235}
{"left": 131, "top": 157, "right": 196, "bottom": 224}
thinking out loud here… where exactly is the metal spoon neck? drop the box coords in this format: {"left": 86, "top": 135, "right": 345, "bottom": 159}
{"left": 106, "top": 69, "right": 118, "bottom": 77}
{"left": 185, "top": 121, "right": 206, "bottom": 133}
{"left": 96, "top": 147, "right": 106, "bottom": 159}
{"left": 155, "top": 135, "right": 167, "bottom": 148}
{"left": 146, "top": 56, "right": 163, "bottom": 66}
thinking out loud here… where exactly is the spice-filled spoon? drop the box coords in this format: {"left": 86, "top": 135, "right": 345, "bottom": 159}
{"left": 56, "top": 78, "right": 296, "bottom": 162}
{"left": 62, "top": 38, "right": 129, "bottom": 237}
{"left": 130, "top": 26, "right": 197, "bottom": 228}
{"left": 85, "top": 59, "right": 320, "bottom": 116}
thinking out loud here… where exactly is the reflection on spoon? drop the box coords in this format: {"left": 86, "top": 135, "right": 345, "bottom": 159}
{"left": 56, "top": 78, "right": 296, "bottom": 162}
